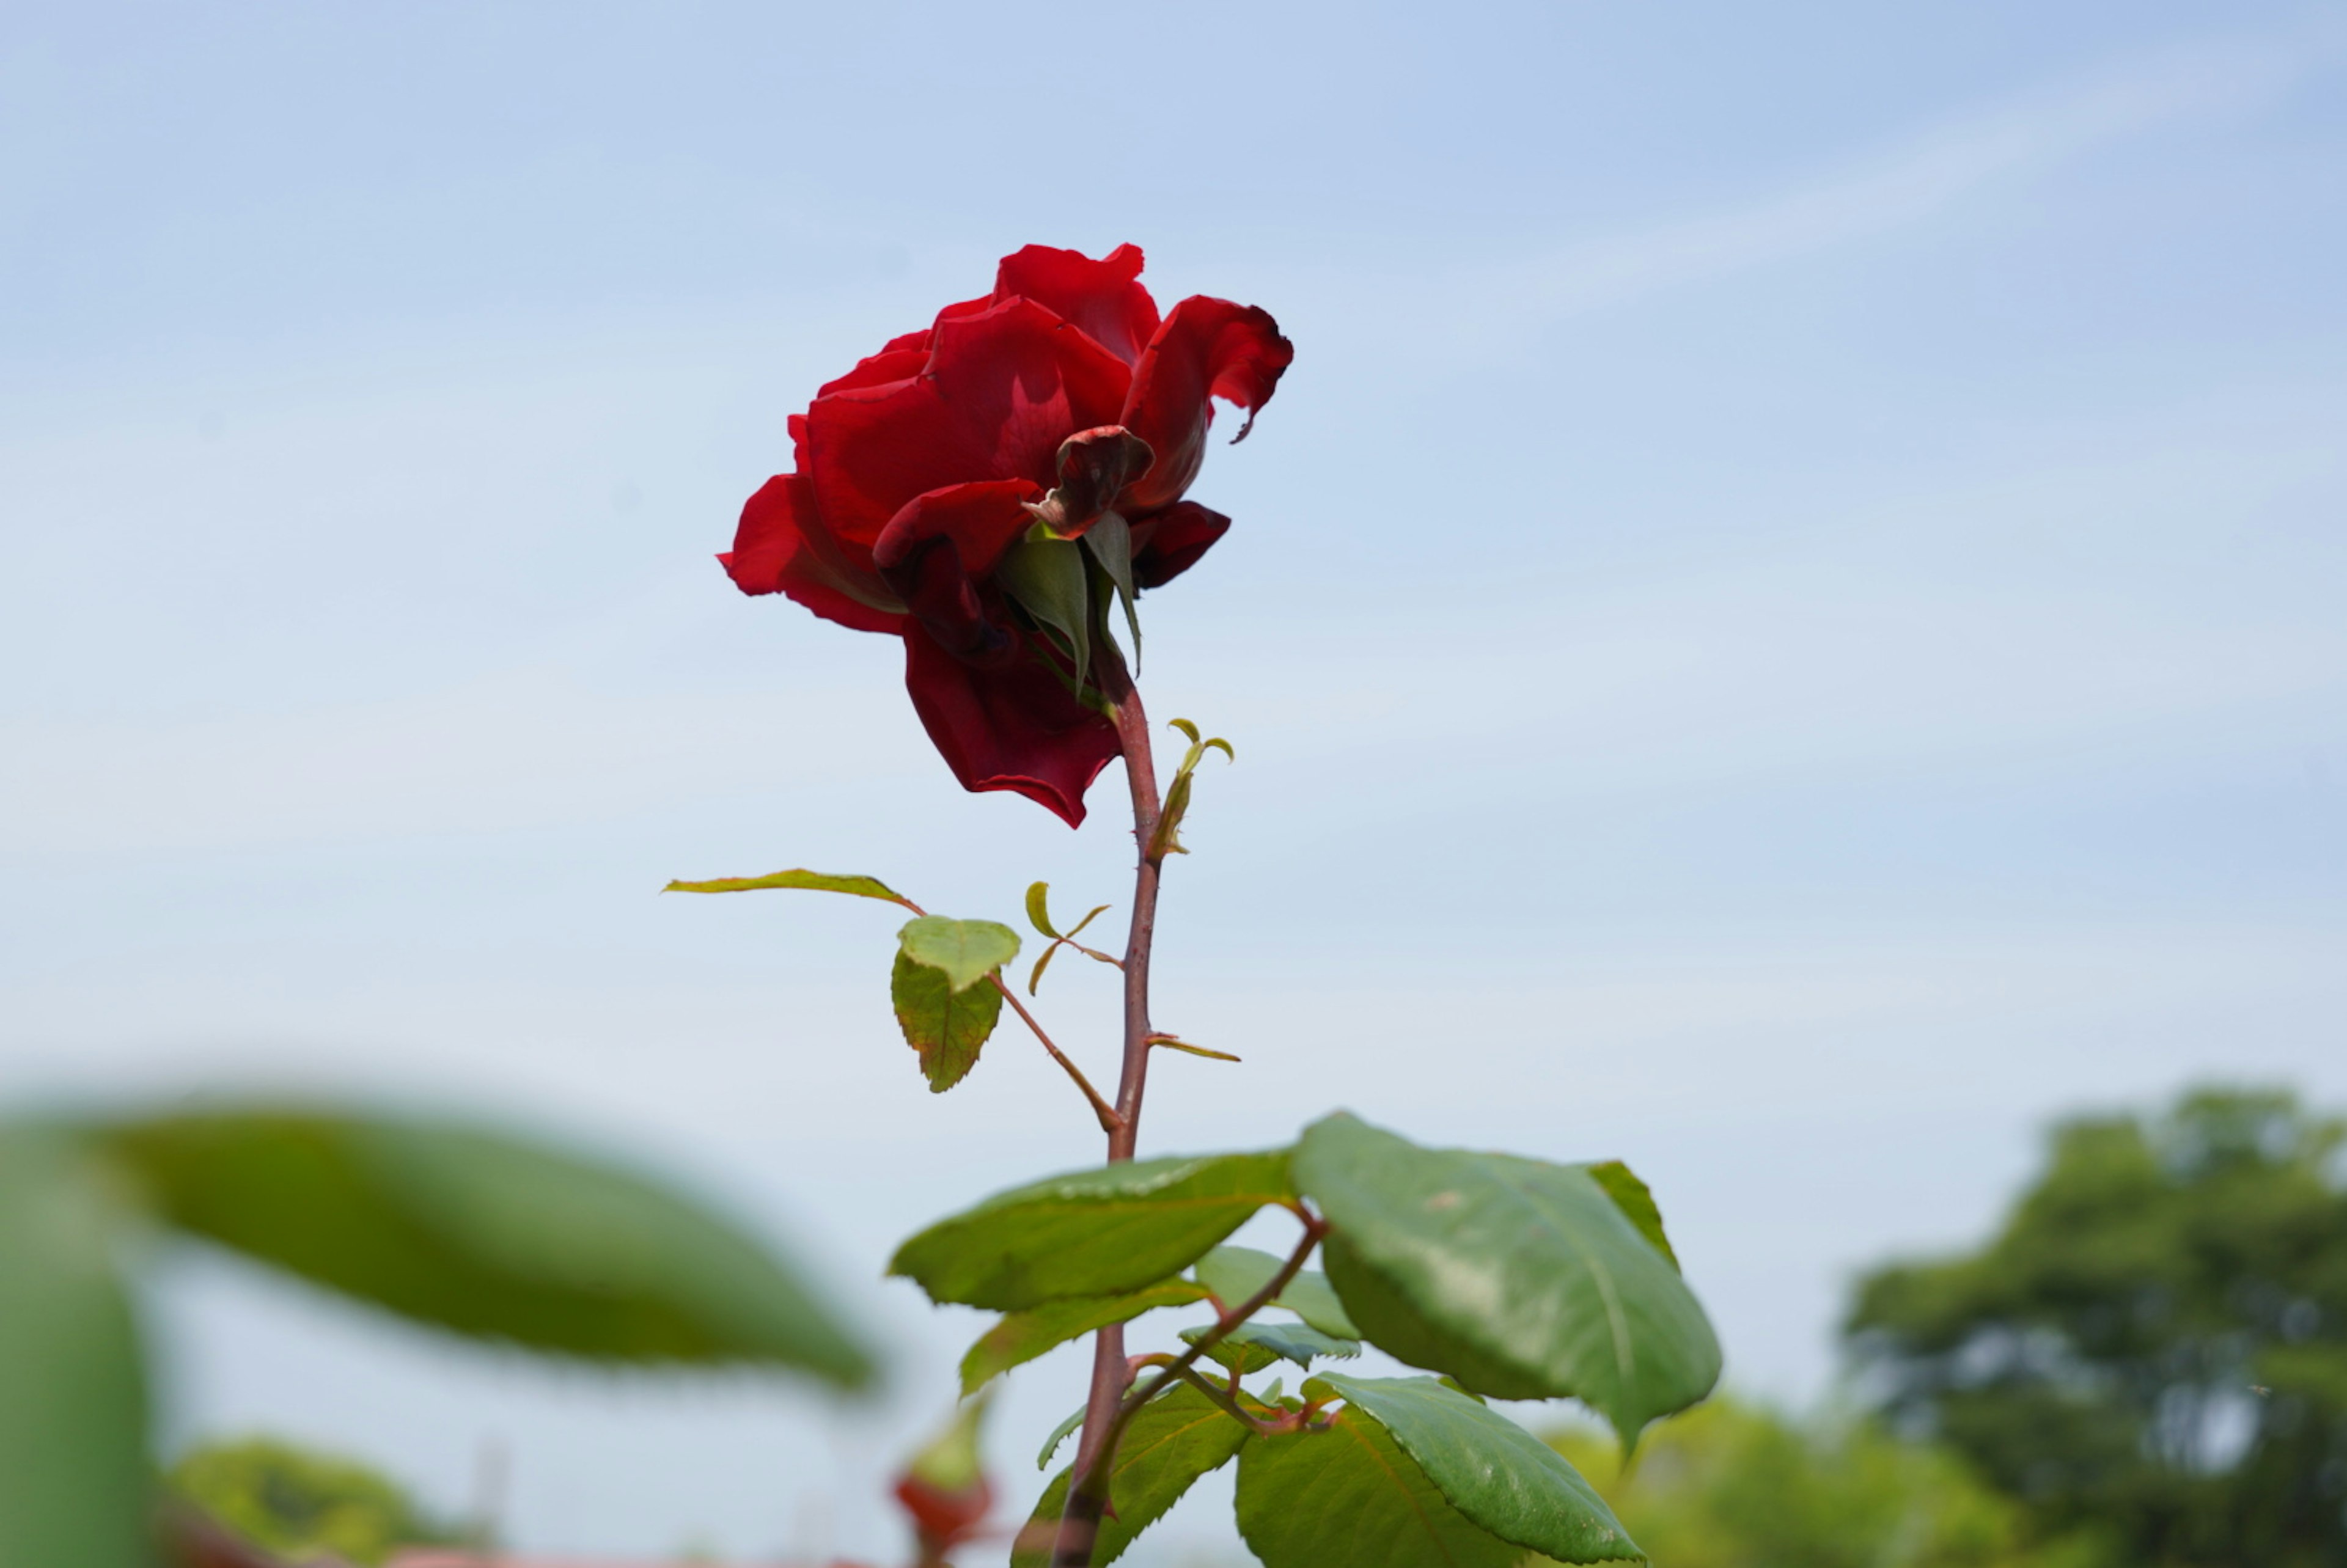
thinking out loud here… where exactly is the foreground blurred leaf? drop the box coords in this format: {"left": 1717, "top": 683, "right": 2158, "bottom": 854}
{"left": 891, "top": 1150, "right": 1292, "bottom": 1310}
{"left": 897, "top": 915, "right": 1021, "bottom": 993}
{"left": 1315, "top": 1374, "right": 1641, "bottom": 1564}
{"left": 663, "top": 868, "right": 909, "bottom": 904}
{"left": 1013, "top": 1384, "right": 1250, "bottom": 1568}
{"left": 961, "top": 1280, "right": 1210, "bottom": 1396}
{"left": 1236, "top": 1404, "right": 1519, "bottom": 1568}
{"left": 1194, "top": 1244, "right": 1361, "bottom": 1337}
{"left": 891, "top": 951, "right": 1002, "bottom": 1093}
{"left": 100, "top": 1109, "right": 874, "bottom": 1386}
{"left": 0, "top": 1130, "right": 152, "bottom": 1568}
{"left": 1295, "top": 1113, "right": 1717, "bottom": 1441}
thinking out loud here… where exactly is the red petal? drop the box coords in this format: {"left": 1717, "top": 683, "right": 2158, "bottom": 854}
{"left": 721, "top": 474, "right": 903, "bottom": 633}
{"left": 992, "top": 243, "right": 1160, "bottom": 367}
{"left": 818, "top": 346, "right": 927, "bottom": 398}
{"left": 1128, "top": 500, "right": 1232, "bottom": 588}
{"left": 872, "top": 480, "right": 1045, "bottom": 655}
{"left": 1118, "top": 297, "right": 1294, "bottom": 513}
{"left": 804, "top": 298, "right": 1130, "bottom": 546}
{"left": 902, "top": 626, "right": 1120, "bottom": 827}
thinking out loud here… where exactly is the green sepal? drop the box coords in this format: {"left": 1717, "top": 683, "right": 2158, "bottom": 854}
{"left": 997, "top": 533, "right": 1092, "bottom": 683}
{"left": 1083, "top": 511, "right": 1144, "bottom": 672}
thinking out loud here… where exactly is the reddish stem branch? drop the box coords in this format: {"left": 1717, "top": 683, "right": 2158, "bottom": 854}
{"left": 991, "top": 976, "right": 1122, "bottom": 1134}
{"left": 1056, "top": 663, "right": 1167, "bottom": 1567}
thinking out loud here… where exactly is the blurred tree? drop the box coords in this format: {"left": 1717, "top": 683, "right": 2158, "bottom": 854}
{"left": 167, "top": 1435, "right": 462, "bottom": 1566}
{"left": 1847, "top": 1086, "right": 2347, "bottom": 1566}
{"left": 1544, "top": 1397, "right": 2104, "bottom": 1567}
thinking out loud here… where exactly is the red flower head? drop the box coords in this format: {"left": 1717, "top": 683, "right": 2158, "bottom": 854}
{"left": 721, "top": 244, "right": 1293, "bottom": 826}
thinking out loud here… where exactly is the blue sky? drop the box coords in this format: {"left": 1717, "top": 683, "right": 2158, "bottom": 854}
{"left": 6, "top": 1, "right": 2345, "bottom": 1559}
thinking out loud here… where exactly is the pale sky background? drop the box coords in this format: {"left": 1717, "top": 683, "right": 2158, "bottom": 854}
{"left": 5, "top": 1, "right": 2345, "bottom": 1561}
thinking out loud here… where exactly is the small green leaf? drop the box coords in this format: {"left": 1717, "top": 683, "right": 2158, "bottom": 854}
{"left": 1315, "top": 1374, "right": 1642, "bottom": 1564}
{"left": 897, "top": 915, "right": 1020, "bottom": 994}
{"left": 1152, "top": 1036, "right": 1241, "bottom": 1063}
{"left": 1169, "top": 719, "right": 1202, "bottom": 746}
{"left": 1295, "top": 1113, "right": 1720, "bottom": 1442}
{"left": 891, "top": 951, "right": 1002, "bottom": 1093}
{"left": 1037, "top": 1404, "right": 1088, "bottom": 1471}
{"left": 663, "top": 868, "right": 908, "bottom": 904}
{"left": 998, "top": 534, "right": 1092, "bottom": 682}
{"left": 1194, "top": 1245, "right": 1361, "bottom": 1338}
{"left": 1236, "top": 1406, "right": 1519, "bottom": 1568}
{"left": 1014, "top": 1384, "right": 1250, "bottom": 1568}
{"left": 890, "top": 1150, "right": 1293, "bottom": 1310}
{"left": 1064, "top": 903, "right": 1111, "bottom": 940}
{"left": 98, "top": 1108, "right": 876, "bottom": 1386}
{"left": 1083, "top": 512, "right": 1144, "bottom": 671}
{"left": 1183, "top": 1320, "right": 1359, "bottom": 1374}
{"left": 1586, "top": 1159, "right": 1680, "bottom": 1271}
{"left": 1025, "top": 882, "right": 1060, "bottom": 937}
{"left": 961, "top": 1280, "right": 1211, "bottom": 1396}
{"left": 0, "top": 1131, "right": 152, "bottom": 1568}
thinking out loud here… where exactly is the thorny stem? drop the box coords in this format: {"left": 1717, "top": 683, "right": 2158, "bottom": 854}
{"left": 895, "top": 891, "right": 1120, "bottom": 1134}
{"left": 1056, "top": 662, "right": 1168, "bottom": 1567}
{"left": 1057, "top": 1217, "right": 1328, "bottom": 1561}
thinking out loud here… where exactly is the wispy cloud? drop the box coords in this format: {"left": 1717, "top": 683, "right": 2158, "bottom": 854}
{"left": 1487, "top": 23, "right": 2340, "bottom": 324}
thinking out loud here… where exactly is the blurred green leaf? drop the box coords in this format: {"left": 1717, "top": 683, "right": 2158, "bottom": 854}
{"left": 891, "top": 1150, "right": 1293, "bottom": 1310}
{"left": 891, "top": 951, "right": 1002, "bottom": 1093}
{"left": 100, "top": 1108, "right": 875, "bottom": 1387}
{"left": 1194, "top": 1244, "right": 1361, "bottom": 1337}
{"left": 0, "top": 1130, "right": 153, "bottom": 1568}
{"left": 1586, "top": 1159, "right": 1680, "bottom": 1272}
{"left": 1014, "top": 1384, "right": 1250, "bottom": 1568}
{"left": 1295, "top": 1113, "right": 1719, "bottom": 1442}
{"left": 1236, "top": 1405, "right": 1520, "bottom": 1568}
{"left": 961, "top": 1280, "right": 1210, "bottom": 1396}
{"left": 999, "top": 534, "right": 1091, "bottom": 683}
{"left": 663, "top": 868, "right": 908, "bottom": 904}
{"left": 1317, "top": 1374, "right": 1640, "bottom": 1564}
{"left": 897, "top": 915, "right": 1020, "bottom": 994}
{"left": 168, "top": 1435, "right": 458, "bottom": 1565}
{"left": 1183, "top": 1320, "right": 1359, "bottom": 1374}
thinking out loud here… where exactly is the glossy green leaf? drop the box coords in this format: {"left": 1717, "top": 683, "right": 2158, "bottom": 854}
{"left": 897, "top": 915, "right": 1019, "bottom": 993}
{"left": 1183, "top": 1319, "right": 1359, "bottom": 1374}
{"left": 1037, "top": 1404, "right": 1089, "bottom": 1471}
{"left": 1236, "top": 1405, "right": 1520, "bottom": 1568}
{"left": 961, "top": 1279, "right": 1210, "bottom": 1396}
{"left": 0, "top": 1132, "right": 153, "bottom": 1568}
{"left": 663, "top": 868, "right": 908, "bottom": 904}
{"left": 1014, "top": 1384, "right": 1250, "bottom": 1567}
{"left": 1315, "top": 1374, "right": 1642, "bottom": 1564}
{"left": 891, "top": 950, "right": 1002, "bottom": 1092}
{"left": 1194, "top": 1244, "right": 1361, "bottom": 1337}
{"left": 100, "top": 1108, "right": 875, "bottom": 1386}
{"left": 890, "top": 1150, "right": 1293, "bottom": 1310}
{"left": 999, "top": 533, "right": 1091, "bottom": 681}
{"left": 1585, "top": 1159, "right": 1679, "bottom": 1271}
{"left": 1296, "top": 1113, "right": 1720, "bottom": 1440}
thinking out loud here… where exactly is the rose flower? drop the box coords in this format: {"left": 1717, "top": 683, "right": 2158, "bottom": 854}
{"left": 720, "top": 244, "right": 1292, "bottom": 826}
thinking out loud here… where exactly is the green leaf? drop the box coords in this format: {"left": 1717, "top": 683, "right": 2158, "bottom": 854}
{"left": 99, "top": 1108, "right": 876, "bottom": 1386}
{"left": 998, "top": 533, "right": 1092, "bottom": 682}
{"left": 961, "top": 1279, "right": 1211, "bottom": 1396}
{"left": 1083, "top": 512, "right": 1144, "bottom": 670}
{"left": 1014, "top": 1384, "right": 1251, "bottom": 1567}
{"left": 890, "top": 1150, "right": 1293, "bottom": 1310}
{"left": 1585, "top": 1159, "right": 1680, "bottom": 1272}
{"left": 0, "top": 1132, "right": 153, "bottom": 1568}
{"left": 1315, "top": 1374, "right": 1642, "bottom": 1564}
{"left": 1295, "top": 1113, "right": 1720, "bottom": 1442}
{"left": 1025, "top": 882, "right": 1060, "bottom": 937}
{"left": 1194, "top": 1245, "right": 1362, "bottom": 1338}
{"left": 1236, "top": 1405, "right": 1521, "bottom": 1568}
{"left": 897, "top": 915, "right": 1019, "bottom": 993}
{"left": 1037, "top": 1404, "right": 1088, "bottom": 1471}
{"left": 891, "top": 950, "right": 1002, "bottom": 1092}
{"left": 1183, "top": 1320, "right": 1359, "bottom": 1374}
{"left": 663, "top": 868, "right": 908, "bottom": 904}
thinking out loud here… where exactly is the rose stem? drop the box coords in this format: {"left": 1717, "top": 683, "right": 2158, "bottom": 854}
{"left": 1056, "top": 658, "right": 1164, "bottom": 1566}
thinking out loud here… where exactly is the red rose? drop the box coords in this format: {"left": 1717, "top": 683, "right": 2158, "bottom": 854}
{"left": 721, "top": 244, "right": 1292, "bottom": 826}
